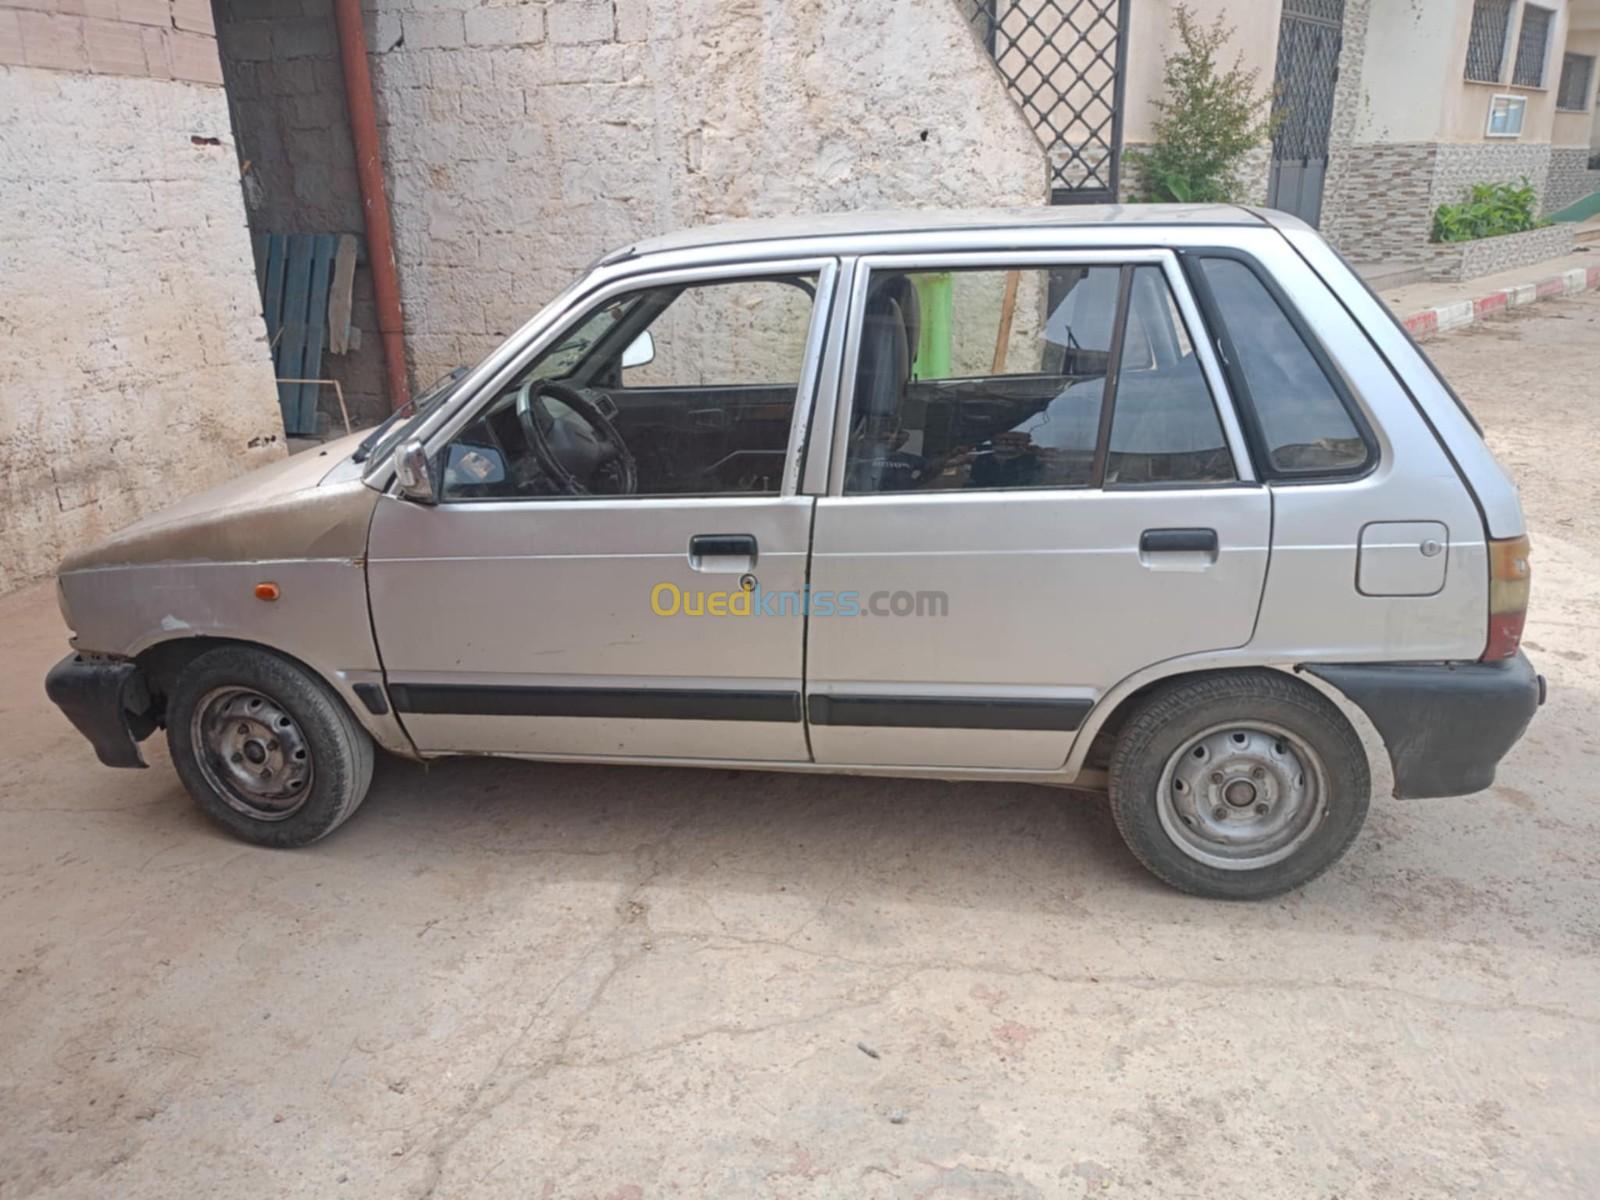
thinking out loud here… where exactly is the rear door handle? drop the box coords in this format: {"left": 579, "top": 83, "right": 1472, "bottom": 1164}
{"left": 1140, "top": 528, "right": 1218, "bottom": 554}
{"left": 689, "top": 533, "right": 757, "bottom": 573}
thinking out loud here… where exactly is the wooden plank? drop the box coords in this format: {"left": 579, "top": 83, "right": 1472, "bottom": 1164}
{"left": 991, "top": 269, "right": 1021, "bottom": 373}
{"left": 276, "top": 234, "right": 315, "bottom": 434}
{"left": 297, "top": 233, "right": 337, "bottom": 433}
{"left": 326, "top": 233, "right": 358, "bottom": 355}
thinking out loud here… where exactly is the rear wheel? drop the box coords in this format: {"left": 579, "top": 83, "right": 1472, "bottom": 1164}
{"left": 166, "top": 646, "right": 375, "bottom": 847}
{"left": 1108, "top": 671, "right": 1369, "bottom": 899}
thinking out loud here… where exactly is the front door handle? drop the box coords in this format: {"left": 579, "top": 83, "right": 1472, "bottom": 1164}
{"left": 689, "top": 533, "right": 757, "bottom": 573}
{"left": 1140, "top": 528, "right": 1218, "bottom": 554}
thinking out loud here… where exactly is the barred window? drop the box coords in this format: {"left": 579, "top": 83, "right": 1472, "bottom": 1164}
{"left": 1512, "top": 5, "right": 1554, "bottom": 88}
{"left": 1465, "top": 0, "right": 1513, "bottom": 83}
{"left": 1557, "top": 53, "right": 1596, "bottom": 111}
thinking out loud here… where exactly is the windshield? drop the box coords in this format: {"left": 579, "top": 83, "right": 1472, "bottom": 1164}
{"left": 351, "top": 365, "right": 471, "bottom": 464}
{"left": 353, "top": 288, "right": 642, "bottom": 470}
{"left": 522, "top": 298, "right": 637, "bottom": 384}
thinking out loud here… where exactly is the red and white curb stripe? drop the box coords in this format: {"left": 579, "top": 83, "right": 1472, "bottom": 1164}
{"left": 1401, "top": 263, "right": 1600, "bottom": 340}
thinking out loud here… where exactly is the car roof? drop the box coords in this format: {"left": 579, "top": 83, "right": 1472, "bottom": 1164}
{"left": 607, "top": 204, "right": 1269, "bottom": 264}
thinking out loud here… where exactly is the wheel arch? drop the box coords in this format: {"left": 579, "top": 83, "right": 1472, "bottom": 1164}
{"left": 137, "top": 635, "right": 317, "bottom": 706}
{"left": 1068, "top": 659, "right": 1366, "bottom": 781}
{"left": 133, "top": 635, "right": 417, "bottom": 759}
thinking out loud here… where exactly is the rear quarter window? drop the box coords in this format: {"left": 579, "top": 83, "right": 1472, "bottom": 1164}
{"left": 1195, "top": 256, "right": 1372, "bottom": 478}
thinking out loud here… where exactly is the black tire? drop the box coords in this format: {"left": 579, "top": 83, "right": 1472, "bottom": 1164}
{"left": 166, "top": 645, "right": 375, "bottom": 848}
{"left": 1107, "top": 670, "right": 1370, "bottom": 900}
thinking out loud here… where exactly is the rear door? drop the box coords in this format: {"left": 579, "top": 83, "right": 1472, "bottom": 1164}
{"left": 804, "top": 250, "right": 1271, "bottom": 770}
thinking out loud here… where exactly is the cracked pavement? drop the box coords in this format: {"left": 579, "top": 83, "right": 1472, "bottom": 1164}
{"left": 3, "top": 294, "right": 1599, "bottom": 1197}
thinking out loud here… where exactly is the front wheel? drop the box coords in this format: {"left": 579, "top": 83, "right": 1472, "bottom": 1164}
{"left": 1108, "top": 671, "right": 1370, "bottom": 899}
{"left": 166, "top": 646, "right": 375, "bottom": 847}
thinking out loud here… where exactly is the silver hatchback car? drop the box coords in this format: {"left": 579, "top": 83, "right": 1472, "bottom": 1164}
{"left": 46, "top": 206, "right": 1541, "bottom": 898}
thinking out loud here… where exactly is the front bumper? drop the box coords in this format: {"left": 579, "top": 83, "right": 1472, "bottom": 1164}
{"left": 44, "top": 653, "right": 157, "bottom": 769}
{"left": 1304, "top": 652, "right": 1543, "bottom": 799}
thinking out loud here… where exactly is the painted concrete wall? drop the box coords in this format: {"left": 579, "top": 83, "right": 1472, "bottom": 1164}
{"left": 1320, "top": 0, "right": 1599, "bottom": 259}
{"left": 1443, "top": 1, "right": 1572, "bottom": 144}
{"left": 1553, "top": 28, "right": 1600, "bottom": 147}
{"left": 1114, "top": 0, "right": 1278, "bottom": 203}
{"left": 0, "top": 4, "right": 284, "bottom": 594}
{"left": 362, "top": 0, "right": 1047, "bottom": 390}
{"left": 1120, "top": 0, "right": 1282, "bottom": 147}
{"left": 1353, "top": 1, "right": 1460, "bottom": 144}
{"left": 1355, "top": 0, "right": 1579, "bottom": 147}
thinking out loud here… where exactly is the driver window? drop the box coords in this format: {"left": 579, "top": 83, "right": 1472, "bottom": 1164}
{"left": 622, "top": 280, "right": 815, "bottom": 390}
{"left": 440, "top": 273, "right": 819, "bottom": 501}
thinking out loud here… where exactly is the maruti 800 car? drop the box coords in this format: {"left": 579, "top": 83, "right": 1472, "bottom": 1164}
{"left": 46, "top": 206, "right": 1542, "bottom": 898}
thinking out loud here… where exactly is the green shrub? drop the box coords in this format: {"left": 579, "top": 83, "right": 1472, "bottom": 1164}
{"left": 1127, "top": 4, "right": 1277, "bottom": 204}
{"left": 1430, "top": 179, "right": 1546, "bottom": 243}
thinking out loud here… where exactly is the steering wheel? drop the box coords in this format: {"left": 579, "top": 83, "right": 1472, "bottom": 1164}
{"left": 514, "top": 379, "right": 637, "bottom": 496}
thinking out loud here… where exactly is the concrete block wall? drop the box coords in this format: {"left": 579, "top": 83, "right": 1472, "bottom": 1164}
{"left": 0, "top": 4, "right": 283, "bottom": 594}
{"left": 0, "top": 0, "right": 223, "bottom": 83}
{"left": 360, "top": 0, "right": 1048, "bottom": 389}
{"left": 213, "top": 0, "right": 391, "bottom": 429}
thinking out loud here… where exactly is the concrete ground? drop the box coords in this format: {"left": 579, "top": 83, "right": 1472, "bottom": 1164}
{"left": 3, "top": 296, "right": 1599, "bottom": 1198}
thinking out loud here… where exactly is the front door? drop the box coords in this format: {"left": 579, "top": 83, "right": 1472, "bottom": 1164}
{"left": 805, "top": 252, "right": 1270, "bottom": 771}
{"left": 1267, "top": 0, "right": 1345, "bottom": 227}
{"left": 368, "top": 261, "right": 835, "bottom": 761}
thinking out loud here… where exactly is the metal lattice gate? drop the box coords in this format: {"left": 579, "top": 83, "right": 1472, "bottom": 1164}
{"left": 960, "top": 0, "right": 1131, "bottom": 205}
{"left": 1267, "top": 0, "right": 1344, "bottom": 227}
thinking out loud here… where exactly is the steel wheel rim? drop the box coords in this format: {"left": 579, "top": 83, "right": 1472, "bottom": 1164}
{"left": 1156, "top": 720, "right": 1328, "bottom": 871}
{"left": 191, "top": 686, "right": 314, "bottom": 821}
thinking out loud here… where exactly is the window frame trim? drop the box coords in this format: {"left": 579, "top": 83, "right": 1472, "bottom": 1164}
{"left": 1556, "top": 51, "right": 1595, "bottom": 112}
{"left": 1511, "top": 2, "right": 1555, "bottom": 89}
{"left": 822, "top": 248, "right": 1256, "bottom": 499}
{"left": 415, "top": 256, "right": 839, "bottom": 505}
{"left": 1178, "top": 246, "right": 1380, "bottom": 485}
{"left": 1464, "top": 0, "right": 1516, "bottom": 84}
{"left": 1484, "top": 91, "right": 1529, "bottom": 136}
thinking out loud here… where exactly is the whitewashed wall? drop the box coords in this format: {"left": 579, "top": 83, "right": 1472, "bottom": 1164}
{"left": 0, "top": 62, "right": 283, "bottom": 592}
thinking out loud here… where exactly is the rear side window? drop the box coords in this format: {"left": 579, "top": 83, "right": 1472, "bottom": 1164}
{"left": 1104, "top": 266, "right": 1233, "bottom": 486}
{"left": 842, "top": 263, "right": 1234, "bottom": 494}
{"left": 1196, "top": 257, "right": 1371, "bottom": 477}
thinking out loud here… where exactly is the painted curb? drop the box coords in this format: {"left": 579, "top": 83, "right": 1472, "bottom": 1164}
{"left": 1401, "top": 262, "right": 1600, "bottom": 340}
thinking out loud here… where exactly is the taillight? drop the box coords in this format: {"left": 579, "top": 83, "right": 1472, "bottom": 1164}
{"left": 1484, "top": 535, "right": 1531, "bottom": 660}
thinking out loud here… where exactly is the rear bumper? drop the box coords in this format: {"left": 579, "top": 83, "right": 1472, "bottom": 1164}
{"left": 1303, "top": 652, "right": 1543, "bottom": 799}
{"left": 44, "top": 654, "right": 157, "bottom": 769}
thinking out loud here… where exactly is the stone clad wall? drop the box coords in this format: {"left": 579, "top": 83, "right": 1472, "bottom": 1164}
{"left": 0, "top": 2, "right": 283, "bottom": 593}
{"left": 1426, "top": 222, "right": 1576, "bottom": 281}
{"left": 1544, "top": 146, "right": 1600, "bottom": 213}
{"left": 1319, "top": 142, "right": 1441, "bottom": 263}
{"left": 360, "top": 0, "right": 1048, "bottom": 389}
{"left": 1315, "top": 0, "right": 1370, "bottom": 246}
{"left": 1428, "top": 141, "right": 1553, "bottom": 214}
